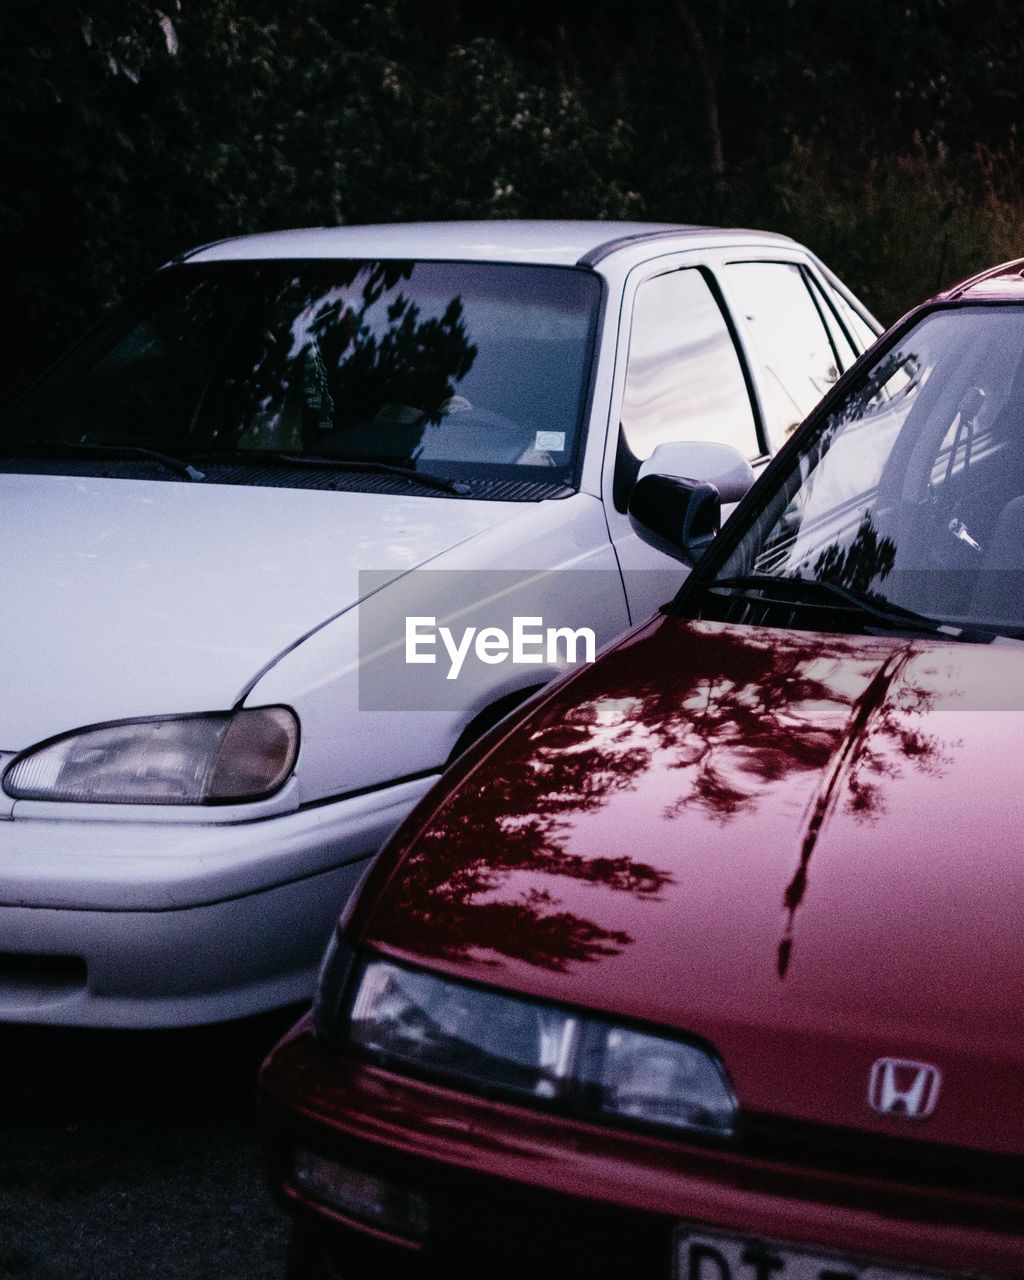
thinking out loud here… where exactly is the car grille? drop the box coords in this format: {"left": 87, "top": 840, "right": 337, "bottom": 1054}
{"left": 742, "top": 1112, "right": 1024, "bottom": 1220}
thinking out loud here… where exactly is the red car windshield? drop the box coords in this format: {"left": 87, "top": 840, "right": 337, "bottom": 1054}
{"left": 700, "top": 305, "right": 1024, "bottom": 638}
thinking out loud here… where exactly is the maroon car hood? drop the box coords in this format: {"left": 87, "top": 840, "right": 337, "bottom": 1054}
{"left": 361, "top": 617, "right": 1024, "bottom": 1155}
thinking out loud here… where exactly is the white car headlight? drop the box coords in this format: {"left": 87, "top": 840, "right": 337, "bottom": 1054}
{"left": 2, "top": 706, "right": 299, "bottom": 805}
{"left": 316, "top": 948, "right": 738, "bottom": 1141}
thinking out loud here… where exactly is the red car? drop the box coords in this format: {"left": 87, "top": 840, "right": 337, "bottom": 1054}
{"left": 260, "top": 261, "right": 1024, "bottom": 1279}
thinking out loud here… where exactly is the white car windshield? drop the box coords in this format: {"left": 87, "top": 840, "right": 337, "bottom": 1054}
{"left": 0, "top": 259, "right": 601, "bottom": 495}
{"left": 701, "top": 305, "right": 1024, "bottom": 638}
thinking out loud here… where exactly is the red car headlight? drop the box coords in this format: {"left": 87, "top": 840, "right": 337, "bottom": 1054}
{"left": 316, "top": 947, "right": 738, "bottom": 1141}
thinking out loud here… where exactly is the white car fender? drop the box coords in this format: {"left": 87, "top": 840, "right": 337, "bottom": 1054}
{"left": 245, "top": 492, "right": 630, "bottom": 804}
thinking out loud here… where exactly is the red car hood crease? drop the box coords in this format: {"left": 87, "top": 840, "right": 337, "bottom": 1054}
{"left": 362, "top": 617, "right": 1024, "bottom": 1154}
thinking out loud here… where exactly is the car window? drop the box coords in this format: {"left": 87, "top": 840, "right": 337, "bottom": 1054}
{"left": 2, "top": 260, "right": 602, "bottom": 488}
{"left": 620, "top": 267, "right": 760, "bottom": 461}
{"left": 24, "top": 274, "right": 236, "bottom": 448}
{"left": 726, "top": 261, "right": 841, "bottom": 449}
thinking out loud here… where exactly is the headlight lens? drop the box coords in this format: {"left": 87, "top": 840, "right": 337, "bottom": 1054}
{"left": 576, "top": 1024, "right": 738, "bottom": 1136}
{"left": 348, "top": 957, "right": 580, "bottom": 1100}
{"left": 2, "top": 706, "right": 299, "bottom": 805}
{"left": 321, "top": 951, "right": 737, "bottom": 1140}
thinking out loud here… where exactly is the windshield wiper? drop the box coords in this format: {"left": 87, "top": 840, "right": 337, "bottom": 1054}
{"left": 700, "top": 573, "right": 970, "bottom": 639}
{"left": 190, "top": 449, "right": 472, "bottom": 496}
{"left": 0, "top": 439, "right": 205, "bottom": 481}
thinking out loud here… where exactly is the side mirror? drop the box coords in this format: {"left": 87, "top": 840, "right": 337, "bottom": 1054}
{"left": 638, "top": 441, "right": 754, "bottom": 504}
{"left": 628, "top": 473, "right": 720, "bottom": 565}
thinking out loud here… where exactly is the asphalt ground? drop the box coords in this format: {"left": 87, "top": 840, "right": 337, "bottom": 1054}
{"left": 0, "top": 1010, "right": 304, "bottom": 1279}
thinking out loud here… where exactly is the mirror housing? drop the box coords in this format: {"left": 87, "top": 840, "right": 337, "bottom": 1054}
{"left": 638, "top": 441, "right": 754, "bottom": 504}
{"left": 628, "top": 474, "right": 721, "bottom": 565}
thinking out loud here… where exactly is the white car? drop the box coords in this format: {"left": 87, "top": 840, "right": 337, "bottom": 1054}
{"left": 0, "top": 221, "right": 878, "bottom": 1026}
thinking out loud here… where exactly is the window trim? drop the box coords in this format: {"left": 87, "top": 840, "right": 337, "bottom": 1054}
{"left": 801, "top": 266, "right": 855, "bottom": 373}
{"left": 814, "top": 265, "right": 884, "bottom": 347}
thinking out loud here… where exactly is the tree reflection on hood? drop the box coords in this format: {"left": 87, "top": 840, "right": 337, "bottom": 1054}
{"left": 382, "top": 620, "right": 954, "bottom": 974}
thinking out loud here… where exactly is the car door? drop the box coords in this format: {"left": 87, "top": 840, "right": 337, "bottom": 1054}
{"left": 602, "top": 255, "right": 770, "bottom": 623}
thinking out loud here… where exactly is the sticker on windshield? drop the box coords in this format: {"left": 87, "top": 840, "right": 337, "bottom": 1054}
{"left": 534, "top": 431, "right": 565, "bottom": 453}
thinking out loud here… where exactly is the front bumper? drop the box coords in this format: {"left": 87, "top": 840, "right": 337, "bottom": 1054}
{"left": 260, "top": 1022, "right": 1024, "bottom": 1279}
{"left": 0, "top": 777, "right": 434, "bottom": 1027}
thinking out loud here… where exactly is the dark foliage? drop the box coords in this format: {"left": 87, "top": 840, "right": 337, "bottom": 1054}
{"left": 2, "top": 0, "right": 1022, "bottom": 400}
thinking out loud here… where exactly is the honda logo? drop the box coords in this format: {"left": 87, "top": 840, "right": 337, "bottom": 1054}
{"left": 868, "top": 1058, "right": 941, "bottom": 1119}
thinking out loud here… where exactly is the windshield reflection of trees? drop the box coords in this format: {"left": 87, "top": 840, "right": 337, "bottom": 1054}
{"left": 20, "top": 263, "right": 481, "bottom": 465}
{"left": 753, "top": 346, "right": 918, "bottom": 587}
{"left": 389, "top": 624, "right": 953, "bottom": 975}
{"left": 812, "top": 511, "right": 896, "bottom": 594}
{"left": 829, "top": 345, "right": 920, "bottom": 427}
{"left": 206, "top": 261, "right": 479, "bottom": 461}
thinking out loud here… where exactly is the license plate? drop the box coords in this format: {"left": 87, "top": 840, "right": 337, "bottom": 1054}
{"left": 675, "top": 1226, "right": 970, "bottom": 1280}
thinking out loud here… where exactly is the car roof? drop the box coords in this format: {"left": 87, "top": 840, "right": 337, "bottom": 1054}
{"left": 937, "top": 257, "right": 1024, "bottom": 302}
{"left": 180, "top": 220, "right": 796, "bottom": 268}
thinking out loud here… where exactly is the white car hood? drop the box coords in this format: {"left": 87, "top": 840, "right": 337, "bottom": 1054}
{"left": 0, "top": 474, "right": 521, "bottom": 748}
